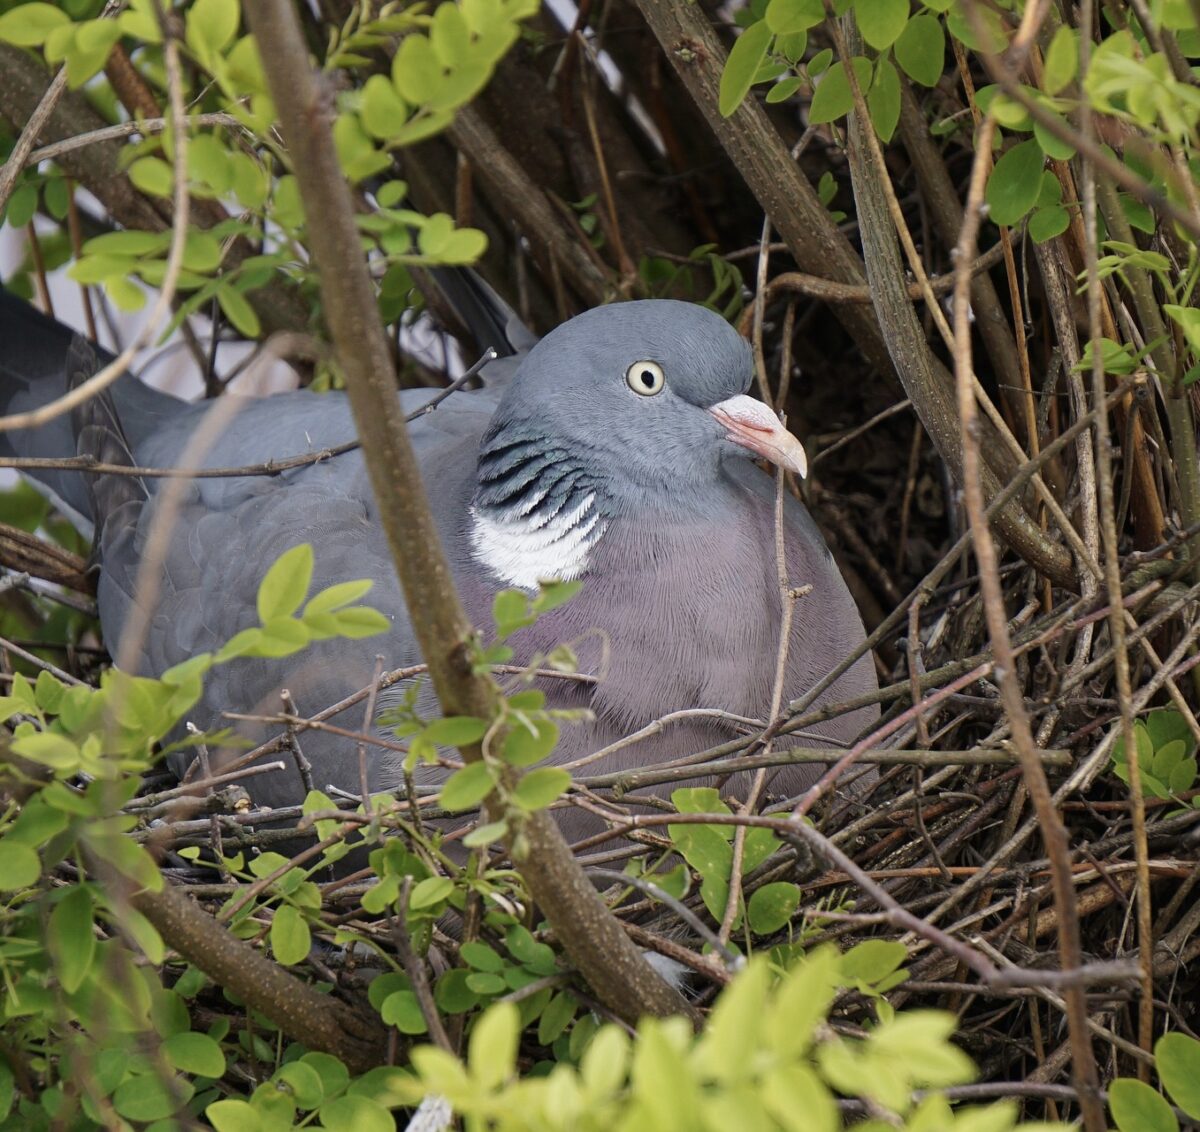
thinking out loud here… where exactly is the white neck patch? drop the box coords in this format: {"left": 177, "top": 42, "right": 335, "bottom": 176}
{"left": 469, "top": 493, "right": 607, "bottom": 591}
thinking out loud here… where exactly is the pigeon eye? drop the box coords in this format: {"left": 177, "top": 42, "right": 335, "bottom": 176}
{"left": 626, "top": 360, "right": 665, "bottom": 396}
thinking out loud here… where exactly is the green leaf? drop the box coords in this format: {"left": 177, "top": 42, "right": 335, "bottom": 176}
{"left": 1168, "top": 757, "right": 1197, "bottom": 794}
{"left": 381, "top": 989, "right": 429, "bottom": 1034}
{"left": 330, "top": 606, "right": 390, "bottom": 638}
{"left": 1028, "top": 205, "right": 1069, "bottom": 242}
{"left": 1032, "top": 115, "right": 1076, "bottom": 160}
{"left": 4, "top": 183, "right": 38, "bottom": 228}
{"left": 697, "top": 959, "right": 770, "bottom": 1081}
{"left": 855, "top": 0, "right": 909, "bottom": 49}
{"left": 459, "top": 942, "right": 502, "bottom": 973}
{"left": 1042, "top": 25, "right": 1077, "bottom": 95}
{"left": 217, "top": 287, "right": 261, "bottom": 339}
{"left": 1166, "top": 305, "right": 1200, "bottom": 355}
{"left": 248, "top": 616, "right": 310, "bottom": 657}
{"left": 1145, "top": 709, "right": 1194, "bottom": 752}
{"left": 276, "top": 1061, "right": 325, "bottom": 1109}
{"left": 440, "top": 760, "right": 496, "bottom": 811}
{"left": 186, "top": 0, "right": 239, "bottom": 56}
{"left": 985, "top": 138, "right": 1044, "bottom": 226}
{"left": 1157, "top": 1033, "right": 1200, "bottom": 1118}
{"left": 767, "top": 76, "right": 804, "bottom": 103}
{"left": 392, "top": 32, "right": 442, "bottom": 104}
{"left": 49, "top": 885, "right": 95, "bottom": 994}
{"left": 894, "top": 13, "right": 944, "bottom": 87}
{"left": 207, "top": 1099, "right": 259, "bottom": 1131}
{"left": 361, "top": 74, "right": 410, "bottom": 139}
{"left": 318, "top": 1095, "right": 394, "bottom": 1132}
{"left": 435, "top": 969, "right": 480, "bottom": 1013}
{"left": 765, "top": 0, "right": 825, "bottom": 33}
{"left": 840, "top": 938, "right": 908, "bottom": 983}
{"left": 809, "top": 57, "right": 873, "bottom": 125}
{"left": 0, "top": 841, "right": 41, "bottom": 890}
{"left": 113, "top": 1073, "right": 191, "bottom": 1122}
{"left": 410, "top": 875, "right": 454, "bottom": 909}
{"left": 188, "top": 133, "right": 233, "bottom": 193}
{"left": 493, "top": 589, "right": 533, "bottom": 639}
{"left": 511, "top": 767, "right": 570, "bottom": 810}
{"left": 537, "top": 991, "right": 577, "bottom": 1045}
{"left": 107, "top": 277, "right": 147, "bottom": 312}
{"left": 469, "top": 1002, "right": 519, "bottom": 1090}
{"left": 128, "top": 157, "right": 175, "bottom": 198}
{"left": 270, "top": 905, "right": 311, "bottom": 966}
{"left": 502, "top": 719, "right": 559, "bottom": 766}
{"left": 0, "top": 3, "right": 70, "bottom": 46}
{"left": 747, "top": 882, "right": 802, "bottom": 934}
{"left": 165, "top": 1031, "right": 226, "bottom": 1078}
{"left": 462, "top": 819, "right": 508, "bottom": 847}
{"left": 304, "top": 579, "right": 373, "bottom": 616}
{"left": 946, "top": 1, "right": 1008, "bottom": 52}
{"left": 12, "top": 731, "right": 80, "bottom": 770}
{"left": 65, "top": 20, "right": 121, "bottom": 87}
{"left": 669, "top": 822, "right": 733, "bottom": 881}
{"left": 672, "top": 786, "right": 731, "bottom": 817}
{"left": 256, "top": 543, "right": 313, "bottom": 622}
{"left": 424, "top": 716, "right": 488, "bottom": 747}
{"left": 764, "top": 1064, "right": 837, "bottom": 1132}
{"left": 719, "top": 19, "right": 773, "bottom": 117}
{"left": 868, "top": 56, "right": 901, "bottom": 141}
{"left": 531, "top": 578, "right": 583, "bottom": 615}
{"left": 1109, "top": 1079, "right": 1179, "bottom": 1132}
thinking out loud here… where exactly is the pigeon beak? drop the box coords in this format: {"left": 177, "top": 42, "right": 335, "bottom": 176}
{"left": 708, "top": 394, "right": 808, "bottom": 479}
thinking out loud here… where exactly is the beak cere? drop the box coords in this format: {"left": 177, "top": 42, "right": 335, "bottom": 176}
{"left": 708, "top": 394, "right": 808, "bottom": 479}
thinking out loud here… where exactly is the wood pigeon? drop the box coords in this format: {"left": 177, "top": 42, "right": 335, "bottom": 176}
{"left": 0, "top": 287, "right": 877, "bottom": 837}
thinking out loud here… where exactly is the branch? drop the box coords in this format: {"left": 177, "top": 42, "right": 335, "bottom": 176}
{"left": 244, "top": 0, "right": 692, "bottom": 1026}
{"left": 128, "top": 881, "right": 388, "bottom": 1073}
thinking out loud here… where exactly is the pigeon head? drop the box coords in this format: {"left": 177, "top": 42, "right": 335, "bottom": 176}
{"left": 469, "top": 300, "right": 809, "bottom": 589}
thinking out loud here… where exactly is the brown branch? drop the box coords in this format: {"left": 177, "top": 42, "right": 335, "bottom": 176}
{"left": 245, "top": 0, "right": 692, "bottom": 1026}
{"left": 128, "top": 881, "right": 388, "bottom": 1073}
{"left": 946, "top": 9, "right": 1105, "bottom": 1125}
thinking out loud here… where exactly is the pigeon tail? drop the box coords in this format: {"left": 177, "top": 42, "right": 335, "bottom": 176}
{"left": 0, "top": 288, "right": 187, "bottom": 530}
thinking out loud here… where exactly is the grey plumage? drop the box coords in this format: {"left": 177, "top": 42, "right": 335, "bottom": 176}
{"left": 0, "top": 289, "right": 876, "bottom": 837}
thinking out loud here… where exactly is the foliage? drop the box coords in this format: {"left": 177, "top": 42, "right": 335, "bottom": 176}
{"left": 0, "top": 545, "right": 390, "bottom": 1128}
{"left": 0, "top": 0, "right": 536, "bottom": 350}
{"left": 380, "top": 950, "right": 1067, "bottom": 1132}
{"left": 1108, "top": 1032, "right": 1200, "bottom": 1132}
{"left": 1111, "top": 708, "right": 1200, "bottom": 808}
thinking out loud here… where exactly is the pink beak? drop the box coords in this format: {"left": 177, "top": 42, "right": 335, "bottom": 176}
{"left": 708, "top": 394, "right": 808, "bottom": 478}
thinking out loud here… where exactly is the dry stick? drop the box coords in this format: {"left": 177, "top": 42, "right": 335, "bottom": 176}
{"left": 23, "top": 112, "right": 243, "bottom": 168}
{"left": 837, "top": 17, "right": 1097, "bottom": 588}
{"left": 718, "top": 467, "right": 802, "bottom": 944}
{"left": 615, "top": 811, "right": 1137, "bottom": 991}
{"left": 750, "top": 215, "right": 775, "bottom": 404}
{"left": 952, "top": 111, "right": 1105, "bottom": 1131}
{"left": 739, "top": 240, "right": 1010, "bottom": 311}
{"left": 357, "top": 655, "right": 385, "bottom": 816}
{"left": 577, "top": 749, "right": 1072, "bottom": 792}
{"left": 784, "top": 376, "right": 1139, "bottom": 729}
{"left": 1075, "top": 15, "right": 1154, "bottom": 1077}
{"left": 0, "top": 347, "right": 496, "bottom": 482}
{"left": 245, "top": 0, "right": 690, "bottom": 1026}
